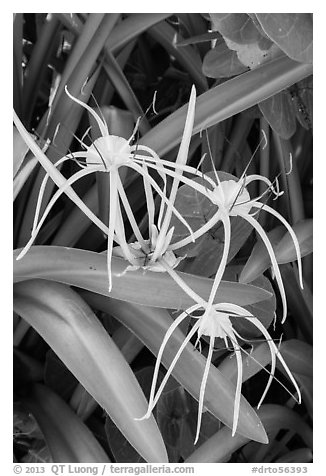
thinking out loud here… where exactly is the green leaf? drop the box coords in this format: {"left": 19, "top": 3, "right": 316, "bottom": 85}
{"left": 202, "top": 40, "right": 248, "bottom": 78}
{"left": 13, "top": 246, "right": 272, "bottom": 308}
{"left": 261, "top": 76, "right": 312, "bottom": 137}
{"left": 148, "top": 20, "right": 208, "bottom": 92}
{"left": 44, "top": 350, "right": 78, "bottom": 401}
{"left": 288, "top": 76, "right": 313, "bottom": 130}
{"left": 107, "top": 14, "right": 172, "bottom": 54}
{"left": 208, "top": 14, "right": 281, "bottom": 71}
{"left": 280, "top": 264, "right": 312, "bottom": 343}
{"left": 240, "top": 220, "right": 313, "bottom": 284}
{"left": 218, "top": 338, "right": 311, "bottom": 391}
{"left": 139, "top": 55, "right": 312, "bottom": 158}
{"left": 240, "top": 227, "right": 285, "bottom": 284}
{"left": 13, "top": 126, "right": 30, "bottom": 178}
{"left": 82, "top": 292, "right": 268, "bottom": 444}
{"left": 22, "top": 383, "right": 110, "bottom": 463}
{"left": 274, "top": 448, "right": 313, "bottom": 463}
{"left": 256, "top": 14, "right": 313, "bottom": 64}
{"left": 105, "top": 367, "right": 156, "bottom": 463}
{"left": 14, "top": 280, "right": 168, "bottom": 463}
{"left": 218, "top": 341, "right": 272, "bottom": 386}
{"left": 186, "top": 404, "right": 312, "bottom": 463}
{"left": 278, "top": 339, "right": 312, "bottom": 378}
{"left": 275, "top": 219, "right": 313, "bottom": 264}
{"left": 210, "top": 14, "right": 266, "bottom": 44}
{"left": 222, "top": 267, "right": 276, "bottom": 338}
{"left": 176, "top": 30, "right": 222, "bottom": 47}
{"left": 259, "top": 91, "right": 296, "bottom": 139}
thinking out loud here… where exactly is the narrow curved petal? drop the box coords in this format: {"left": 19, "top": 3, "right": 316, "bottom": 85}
{"left": 65, "top": 86, "right": 109, "bottom": 137}
{"left": 16, "top": 167, "right": 109, "bottom": 260}
{"left": 150, "top": 319, "right": 201, "bottom": 413}
{"left": 151, "top": 86, "right": 196, "bottom": 261}
{"left": 245, "top": 174, "right": 282, "bottom": 197}
{"left": 251, "top": 202, "right": 303, "bottom": 289}
{"left": 227, "top": 332, "right": 243, "bottom": 437}
{"left": 160, "top": 259, "right": 206, "bottom": 306}
{"left": 215, "top": 302, "right": 251, "bottom": 316}
{"left": 116, "top": 175, "right": 147, "bottom": 250}
{"left": 169, "top": 209, "right": 222, "bottom": 252}
{"left": 13, "top": 112, "right": 112, "bottom": 248}
{"left": 31, "top": 154, "right": 76, "bottom": 232}
{"left": 128, "top": 162, "right": 193, "bottom": 237}
{"left": 207, "top": 213, "right": 231, "bottom": 307}
{"left": 240, "top": 316, "right": 301, "bottom": 406}
{"left": 238, "top": 212, "right": 287, "bottom": 323}
{"left": 141, "top": 163, "right": 155, "bottom": 233}
{"left": 136, "top": 305, "right": 201, "bottom": 420}
{"left": 134, "top": 158, "right": 212, "bottom": 200}
{"left": 194, "top": 335, "right": 215, "bottom": 444}
{"left": 239, "top": 316, "right": 276, "bottom": 407}
{"left": 133, "top": 154, "right": 217, "bottom": 189}
{"left": 113, "top": 199, "right": 138, "bottom": 263}
{"left": 107, "top": 171, "right": 119, "bottom": 291}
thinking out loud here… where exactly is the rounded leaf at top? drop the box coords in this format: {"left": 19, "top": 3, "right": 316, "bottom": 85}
{"left": 210, "top": 13, "right": 266, "bottom": 45}
{"left": 202, "top": 40, "right": 248, "bottom": 78}
{"left": 255, "top": 14, "right": 313, "bottom": 64}
{"left": 259, "top": 92, "right": 297, "bottom": 140}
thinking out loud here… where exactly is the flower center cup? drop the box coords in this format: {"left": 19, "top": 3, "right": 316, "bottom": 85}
{"left": 86, "top": 135, "right": 132, "bottom": 169}
{"left": 197, "top": 309, "right": 233, "bottom": 340}
{"left": 210, "top": 180, "right": 252, "bottom": 216}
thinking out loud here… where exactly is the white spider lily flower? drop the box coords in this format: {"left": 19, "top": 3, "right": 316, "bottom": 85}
{"left": 137, "top": 300, "right": 301, "bottom": 444}
{"left": 113, "top": 86, "right": 209, "bottom": 305}
{"left": 169, "top": 169, "right": 303, "bottom": 323}
{"left": 14, "top": 87, "right": 198, "bottom": 291}
{"left": 113, "top": 225, "right": 185, "bottom": 273}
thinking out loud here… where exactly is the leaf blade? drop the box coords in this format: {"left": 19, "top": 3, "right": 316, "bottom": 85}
{"left": 14, "top": 279, "right": 168, "bottom": 463}
{"left": 13, "top": 246, "right": 272, "bottom": 308}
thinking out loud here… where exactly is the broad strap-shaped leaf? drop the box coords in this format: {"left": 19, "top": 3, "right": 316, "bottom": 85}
{"left": 280, "top": 264, "right": 313, "bottom": 344}
{"left": 44, "top": 349, "right": 78, "bottom": 401}
{"left": 218, "top": 338, "right": 311, "bottom": 388}
{"left": 22, "top": 383, "right": 110, "bottom": 463}
{"left": 14, "top": 279, "right": 168, "bottom": 463}
{"left": 139, "top": 55, "right": 312, "bottom": 158}
{"left": 255, "top": 14, "right": 313, "bottom": 64}
{"left": 240, "top": 227, "right": 285, "bottom": 284}
{"left": 274, "top": 448, "right": 312, "bottom": 463}
{"left": 13, "top": 125, "right": 31, "bottom": 178}
{"left": 13, "top": 246, "right": 272, "bottom": 308}
{"left": 81, "top": 290, "right": 268, "bottom": 444}
{"left": 185, "top": 404, "right": 312, "bottom": 463}
{"left": 275, "top": 219, "right": 313, "bottom": 264}
{"left": 278, "top": 339, "right": 312, "bottom": 378}
{"left": 222, "top": 266, "right": 276, "bottom": 338}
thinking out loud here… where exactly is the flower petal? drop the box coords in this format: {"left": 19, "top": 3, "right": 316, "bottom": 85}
{"left": 194, "top": 335, "right": 215, "bottom": 444}
{"left": 238, "top": 212, "right": 288, "bottom": 323}
{"left": 252, "top": 202, "right": 303, "bottom": 289}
